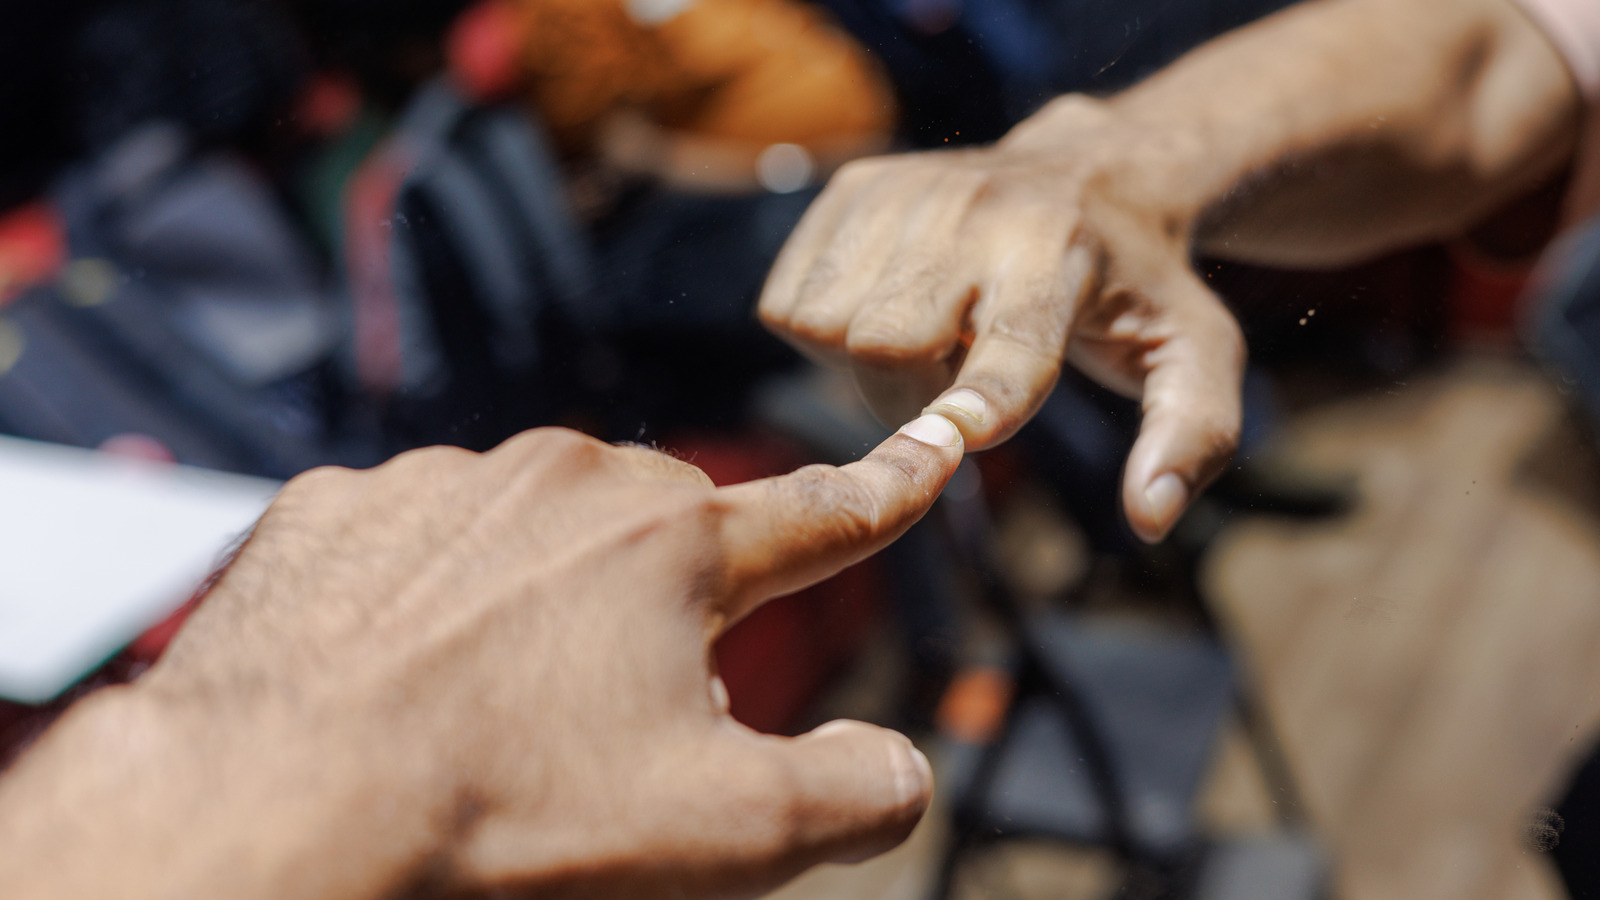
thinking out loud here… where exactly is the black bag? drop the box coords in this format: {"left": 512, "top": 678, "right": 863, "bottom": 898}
{"left": 0, "top": 123, "right": 367, "bottom": 478}
{"left": 345, "top": 79, "right": 594, "bottom": 449}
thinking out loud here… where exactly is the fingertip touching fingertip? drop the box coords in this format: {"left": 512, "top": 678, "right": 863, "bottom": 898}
{"left": 1132, "top": 472, "right": 1188, "bottom": 544}
{"left": 897, "top": 413, "right": 962, "bottom": 448}
{"left": 927, "top": 388, "right": 987, "bottom": 426}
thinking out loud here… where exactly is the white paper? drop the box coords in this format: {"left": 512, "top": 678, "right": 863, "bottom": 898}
{"left": 0, "top": 437, "right": 279, "bottom": 703}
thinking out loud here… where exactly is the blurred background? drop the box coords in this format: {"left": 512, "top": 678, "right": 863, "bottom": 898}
{"left": 2, "top": 0, "right": 1600, "bottom": 897}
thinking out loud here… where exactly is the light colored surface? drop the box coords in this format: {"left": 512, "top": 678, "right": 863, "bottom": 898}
{"left": 1204, "top": 358, "right": 1597, "bottom": 900}
{"left": 1515, "top": 0, "right": 1600, "bottom": 96}
{"left": 0, "top": 438, "right": 277, "bottom": 703}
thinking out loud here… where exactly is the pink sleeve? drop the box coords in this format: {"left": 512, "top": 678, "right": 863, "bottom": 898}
{"left": 1514, "top": 0, "right": 1600, "bottom": 224}
{"left": 1516, "top": 0, "right": 1600, "bottom": 97}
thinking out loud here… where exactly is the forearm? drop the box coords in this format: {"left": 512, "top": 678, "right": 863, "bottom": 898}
{"left": 1017, "top": 0, "right": 1584, "bottom": 267}
{"left": 0, "top": 684, "right": 442, "bottom": 900}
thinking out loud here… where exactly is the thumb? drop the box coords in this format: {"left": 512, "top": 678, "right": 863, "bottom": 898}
{"left": 448, "top": 721, "right": 933, "bottom": 898}
{"left": 1121, "top": 274, "right": 1246, "bottom": 543}
{"left": 734, "top": 720, "right": 933, "bottom": 878}
{"left": 781, "top": 720, "right": 934, "bottom": 864}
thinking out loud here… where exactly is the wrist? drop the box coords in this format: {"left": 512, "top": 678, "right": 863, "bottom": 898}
{"left": 0, "top": 681, "right": 455, "bottom": 900}
{"left": 994, "top": 94, "right": 1221, "bottom": 238}
{"left": 144, "top": 681, "right": 456, "bottom": 899}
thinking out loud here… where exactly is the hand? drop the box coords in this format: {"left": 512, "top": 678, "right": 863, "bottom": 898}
{"left": 758, "top": 96, "right": 1246, "bottom": 542}
{"left": 0, "top": 417, "right": 965, "bottom": 900}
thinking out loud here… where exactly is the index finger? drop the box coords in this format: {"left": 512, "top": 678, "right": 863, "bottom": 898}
{"left": 713, "top": 414, "right": 964, "bottom": 624}
{"left": 924, "top": 241, "right": 1095, "bottom": 450}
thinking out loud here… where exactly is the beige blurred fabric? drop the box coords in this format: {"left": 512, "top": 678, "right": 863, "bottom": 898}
{"left": 1515, "top": 0, "right": 1600, "bottom": 222}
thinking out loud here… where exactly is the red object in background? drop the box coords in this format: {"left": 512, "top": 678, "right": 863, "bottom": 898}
{"left": 1446, "top": 239, "right": 1534, "bottom": 343}
{"left": 973, "top": 440, "right": 1026, "bottom": 505}
{"left": 448, "top": 0, "right": 524, "bottom": 105}
{"left": 0, "top": 568, "right": 206, "bottom": 769}
{"left": 125, "top": 595, "right": 201, "bottom": 665}
{"left": 667, "top": 433, "right": 885, "bottom": 736}
{"left": 296, "top": 74, "right": 364, "bottom": 139}
{"left": 715, "top": 553, "right": 880, "bottom": 736}
{"left": 0, "top": 435, "right": 186, "bottom": 766}
{"left": 0, "top": 203, "right": 66, "bottom": 305}
{"left": 345, "top": 141, "right": 412, "bottom": 394}
{"left": 98, "top": 433, "right": 177, "bottom": 465}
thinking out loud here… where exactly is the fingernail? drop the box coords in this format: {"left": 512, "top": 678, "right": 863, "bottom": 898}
{"left": 709, "top": 676, "right": 730, "bottom": 713}
{"left": 1144, "top": 473, "right": 1188, "bottom": 534}
{"left": 892, "top": 740, "right": 935, "bottom": 807}
{"left": 931, "top": 389, "right": 987, "bottom": 424}
{"left": 898, "top": 413, "right": 961, "bottom": 447}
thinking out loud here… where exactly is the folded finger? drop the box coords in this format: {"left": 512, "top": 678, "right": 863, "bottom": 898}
{"left": 760, "top": 160, "right": 920, "bottom": 337}
{"left": 844, "top": 169, "right": 991, "bottom": 369}
{"left": 732, "top": 720, "right": 932, "bottom": 872}
{"left": 759, "top": 167, "right": 871, "bottom": 322}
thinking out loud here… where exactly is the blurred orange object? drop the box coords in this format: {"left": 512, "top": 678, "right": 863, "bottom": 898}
{"left": 505, "top": 0, "right": 894, "bottom": 157}
{"left": 0, "top": 204, "right": 65, "bottom": 306}
{"left": 936, "top": 665, "right": 1016, "bottom": 744}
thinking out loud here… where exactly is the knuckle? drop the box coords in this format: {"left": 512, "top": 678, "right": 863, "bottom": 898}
{"left": 1197, "top": 413, "right": 1242, "bottom": 461}
{"left": 960, "top": 169, "right": 1004, "bottom": 208}
{"left": 788, "top": 464, "right": 878, "bottom": 545}
{"left": 497, "top": 427, "right": 601, "bottom": 465}
{"left": 846, "top": 320, "right": 950, "bottom": 367}
{"left": 622, "top": 445, "right": 717, "bottom": 489}
{"left": 373, "top": 445, "right": 478, "bottom": 484}
{"left": 874, "top": 250, "right": 948, "bottom": 302}
{"left": 793, "top": 255, "right": 843, "bottom": 300}
{"left": 756, "top": 292, "right": 788, "bottom": 324}
{"left": 1044, "top": 94, "right": 1107, "bottom": 121}
{"left": 988, "top": 314, "right": 1064, "bottom": 361}
{"left": 786, "top": 307, "right": 850, "bottom": 345}
{"left": 832, "top": 156, "right": 885, "bottom": 187}
{"left": 784, "top": 463, "right": 837, "bottom": 500}
{"left": 848, "top": 305, "right": 926, "bottom": 348}
{"left": 1001, "top": 95, "right": 1106, "bottom": 148}
{"left": 847, "top": 332, "right": 943, "bottom": 366}
{"left": 403, "top": 444, "right": 476, "bottom": 466}
{"left": 277, "top": 464, "right": 355, "bottom": 501}
{"left": 642, "top": 489, "right": 723, "bottom": 536}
